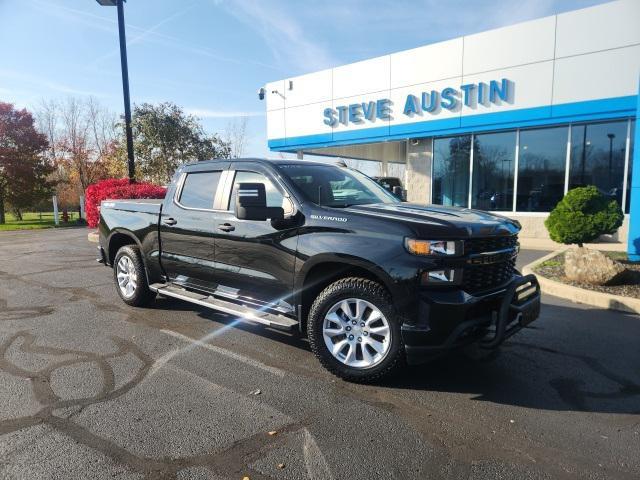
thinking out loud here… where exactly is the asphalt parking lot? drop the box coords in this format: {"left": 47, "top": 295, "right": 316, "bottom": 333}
{"left": 1, "top": 228, "right": 639, "bottom": 480}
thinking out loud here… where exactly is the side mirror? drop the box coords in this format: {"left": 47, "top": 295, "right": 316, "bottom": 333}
{"left": 235, "top": 183, "right": 284, "bottom": 221}
{"left": 393, "top": 186, "right": 407, "bottom": 201}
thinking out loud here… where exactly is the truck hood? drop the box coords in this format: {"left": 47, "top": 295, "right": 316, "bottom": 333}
{"left": 343, "top": 203, "right": 520, "bottom": 238}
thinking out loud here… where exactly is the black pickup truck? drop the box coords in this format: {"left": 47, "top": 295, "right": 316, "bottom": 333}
{"left": 98, "top": 158, "right": 540, "bottom": 382}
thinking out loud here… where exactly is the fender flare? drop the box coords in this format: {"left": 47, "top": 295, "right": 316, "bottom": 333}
{"left": 106, "top": 229, "right": 153, "bottom": 285}
{"left": 106, "top": 228, "right": 144, "bottom": 263}
{"left": 295, "top": 252, "right": 399, "bottom": 301}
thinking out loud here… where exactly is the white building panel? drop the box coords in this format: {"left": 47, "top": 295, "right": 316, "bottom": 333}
{"left": 285, "top": 69, "right": 332, "bottom": 108}
{"left": 265, "top": 80, "right": 286, "bottom": 111}
{"left": 555, "top": 0, "right": 640, "bottom": 58}
{"left": 265, "top": 0, "right": 639, "bottom": 143}
{"left": 266, "top": 109, "right": 285, "bottom": 140}
{"left": 461, "top": 62, "right": 554, "bottom": 116}
{"left": 388, "top": 77, "right": 463, "bottom": 127}
{"left": 390, "top": 38, "right": 463, "bottom": 88}
{"left": 462, "top": 16, "right": 556, "bottom": 74}
{"left": 333, "top": 55, "right": 391, "bottom": 100}
{"left": 553, "top": 45, "right": 640, "bottom": 105}
{"left": 284, "top": 102, "right": 333, "bottom": 138}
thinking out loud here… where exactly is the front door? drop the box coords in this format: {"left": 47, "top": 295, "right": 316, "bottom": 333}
{"left": 159, "top": 165, "right": 228, "bottom": 293}
{"left": 213, "top": 163, "right": 298, "bottom": 314}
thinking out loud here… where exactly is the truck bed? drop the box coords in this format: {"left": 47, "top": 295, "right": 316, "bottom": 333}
{"left": 99, "top": 199, "right": 163, "bottom": 258}
{"left": 101, "top": 199, "right": 162, "bottom": 215}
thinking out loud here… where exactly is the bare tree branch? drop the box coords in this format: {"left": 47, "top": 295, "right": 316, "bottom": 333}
{"left": 225, "top": 116, "right": 249, "bottom": 158}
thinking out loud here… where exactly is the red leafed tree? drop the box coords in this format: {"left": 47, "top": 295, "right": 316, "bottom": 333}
{"left": 0, "top": 102, "right": 52, "bottom": 224}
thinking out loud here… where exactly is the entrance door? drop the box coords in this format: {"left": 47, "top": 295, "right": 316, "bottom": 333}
{"left": 212, "top": 163, "right": 298, "bottom": 314}
{"left": 159, "top": 165, "right": 228, "bottom": 293}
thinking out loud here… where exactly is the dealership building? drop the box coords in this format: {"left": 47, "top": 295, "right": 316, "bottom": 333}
{"left": 264, "top": 0, "right": 640, "bottom": 258}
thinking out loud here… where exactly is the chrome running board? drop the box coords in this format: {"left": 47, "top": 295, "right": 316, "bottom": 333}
{"left": 149, "top": 283, "right": 298, "bottom": 331}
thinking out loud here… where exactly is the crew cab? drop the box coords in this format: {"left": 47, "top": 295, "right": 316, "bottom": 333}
{"left": 98, "top": 159, "right": 540, "bottom": 382}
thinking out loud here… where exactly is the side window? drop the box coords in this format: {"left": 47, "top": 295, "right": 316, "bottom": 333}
{"left": 178, "top": 171, "right": 221, "bottom": 209}
{"left": 228, "top": 171, "right": 292, "bottom": 214}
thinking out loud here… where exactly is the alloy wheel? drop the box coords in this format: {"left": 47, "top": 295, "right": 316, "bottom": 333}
{"left": 116, "top": 255, "right": 138, "bottom": 298}
{"left": 322, "top": 298, "right": 391, "bottom": 369}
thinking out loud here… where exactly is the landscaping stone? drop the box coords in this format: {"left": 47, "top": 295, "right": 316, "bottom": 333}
{"left": 564, "top": 247, "right": 627, "bottom": 285}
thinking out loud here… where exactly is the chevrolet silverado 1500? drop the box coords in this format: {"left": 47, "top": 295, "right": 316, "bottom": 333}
{"left": 98, "top": 159, "right": 540, "bottom": 382}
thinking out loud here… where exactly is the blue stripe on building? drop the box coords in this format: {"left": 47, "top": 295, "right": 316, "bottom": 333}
{"left": 627, "top": 80, "right": 640, "bottom": 261}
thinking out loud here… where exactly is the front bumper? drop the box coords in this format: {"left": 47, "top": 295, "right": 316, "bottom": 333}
{"left": 402, "top": 274, "right": 541, "bottom": 365}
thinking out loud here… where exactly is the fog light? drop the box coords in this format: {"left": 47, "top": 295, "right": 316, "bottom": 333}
{"left": 421, "top": 269, "right": 457, "bottom": 285}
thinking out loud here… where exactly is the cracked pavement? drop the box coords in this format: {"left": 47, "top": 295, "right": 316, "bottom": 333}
{"left": 0, "top": 228, "right": 639, "bottom": 479}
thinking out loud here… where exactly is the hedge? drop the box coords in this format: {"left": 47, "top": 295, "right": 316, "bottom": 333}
{"left": 85, "top": 178, "right": 166, "bottom": 228}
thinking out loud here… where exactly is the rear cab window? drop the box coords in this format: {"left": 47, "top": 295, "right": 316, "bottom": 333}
{"left": 178, "top": 171, "right": 221, "bottom": 209}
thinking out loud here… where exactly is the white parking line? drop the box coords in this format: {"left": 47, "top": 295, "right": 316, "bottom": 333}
{"left": 159, "top": 329, "right": 286, "bottom": 378}
{"left": 303, "top": 428, "right": 335, "bottom": 480}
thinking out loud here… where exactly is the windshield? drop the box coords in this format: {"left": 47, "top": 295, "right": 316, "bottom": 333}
{"left": 277, "top": 163, "right": 400, "bottom": 208}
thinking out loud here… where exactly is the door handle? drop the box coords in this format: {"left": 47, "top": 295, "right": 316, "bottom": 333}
{"left": 218, "top": 223, "right": 235, "bottom": 232}
{"left": 163, "top": 217, "right": 177, "bottom": 226}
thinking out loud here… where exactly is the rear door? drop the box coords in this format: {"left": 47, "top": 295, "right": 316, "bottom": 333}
{"left": 212, "top": 162, "right": 298, "bottom": 314}
{"left": 159, "top": 163, "right": 229, "bottom": 292}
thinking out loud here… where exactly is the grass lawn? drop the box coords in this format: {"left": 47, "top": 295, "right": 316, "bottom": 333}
{"left": 0, "top": 212, "right": 82, "bottom": 231}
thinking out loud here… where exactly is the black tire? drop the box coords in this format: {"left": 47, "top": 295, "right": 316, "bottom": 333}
{"left": 307, "top": 277, "right": 404, "bottom": 383}
{"left": 113, "top": 245, "right": 155, "bottom": 307}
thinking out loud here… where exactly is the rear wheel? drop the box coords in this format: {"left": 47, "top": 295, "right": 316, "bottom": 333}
{"left": 113, "top": 245, "right": 155, "bottom": 307}
{"left": 307, "top": 277, "right": 404, "bottom": 382}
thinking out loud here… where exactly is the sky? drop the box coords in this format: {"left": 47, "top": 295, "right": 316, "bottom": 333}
{"left": 0, "top": 0, "right": 610, "bottom": 158}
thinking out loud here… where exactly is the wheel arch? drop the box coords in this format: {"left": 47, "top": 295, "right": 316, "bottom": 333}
{"left": 296, "top": 254, "right": 397, "bottom": 328}
{"left": 106, "top": 229, "right": 143, "bottom": 266}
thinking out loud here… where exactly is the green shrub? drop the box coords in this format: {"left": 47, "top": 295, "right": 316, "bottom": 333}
{"left": 545, "top": 186, "right": 623, "bottom": 246}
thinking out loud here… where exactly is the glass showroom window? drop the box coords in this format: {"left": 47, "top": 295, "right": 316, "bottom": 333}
{"left": 432, "top": 135, "right": 471, "bottom": 207}
{"left": 471, "top": 131, "right": 516, "bottom": 211}
{"left": 569, "top": 120, "right": 628, "bottom": 209}
{"left": 516, "top": 126, "right": 568, "bottom": 212}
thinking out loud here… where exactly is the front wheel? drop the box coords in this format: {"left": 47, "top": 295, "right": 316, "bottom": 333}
{"left": 113, "top": 245, "right": 155, "bottom": 307}
{"left": 307, "top": 277, "right": 404, "bottom": 383}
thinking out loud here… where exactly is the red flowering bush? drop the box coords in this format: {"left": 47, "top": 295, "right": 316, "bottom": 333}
{"left": 85, "top": 178, "right": 166, "bottom": 228}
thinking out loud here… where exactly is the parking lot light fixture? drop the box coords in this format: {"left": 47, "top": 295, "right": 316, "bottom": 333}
{"left": 96, "top": 0, "right": 135, "bottom": 182}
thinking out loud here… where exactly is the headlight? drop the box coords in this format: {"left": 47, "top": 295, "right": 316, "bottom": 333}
{"left": 405, "top": 238, "right": 459, "bottom": 256}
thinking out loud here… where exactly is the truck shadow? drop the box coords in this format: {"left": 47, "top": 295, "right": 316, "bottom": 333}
{"left": 388, "top": 301, "right": 640, "bottom": 415}
{"left": 148, "top": 296, "right": 640, "bottom": 415}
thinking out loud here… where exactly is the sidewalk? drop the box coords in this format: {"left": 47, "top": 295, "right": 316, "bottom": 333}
{"left": 519, "top": 237, "right": 627, "bottom": 252}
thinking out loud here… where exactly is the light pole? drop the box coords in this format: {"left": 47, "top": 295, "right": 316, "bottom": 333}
{"left": 96, "top": 0, "right": 135, "bottom": 182}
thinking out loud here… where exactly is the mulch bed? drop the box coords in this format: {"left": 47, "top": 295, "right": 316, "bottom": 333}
{"left": 534, "top": 251, "right": 640, "bottom": 299}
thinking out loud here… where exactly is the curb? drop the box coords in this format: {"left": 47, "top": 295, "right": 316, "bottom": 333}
{"left": 522, "top": 249, "right": 640, "bottom": 315}
{"left": 88, "top": 230, "right": 98, "bottom": 243}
